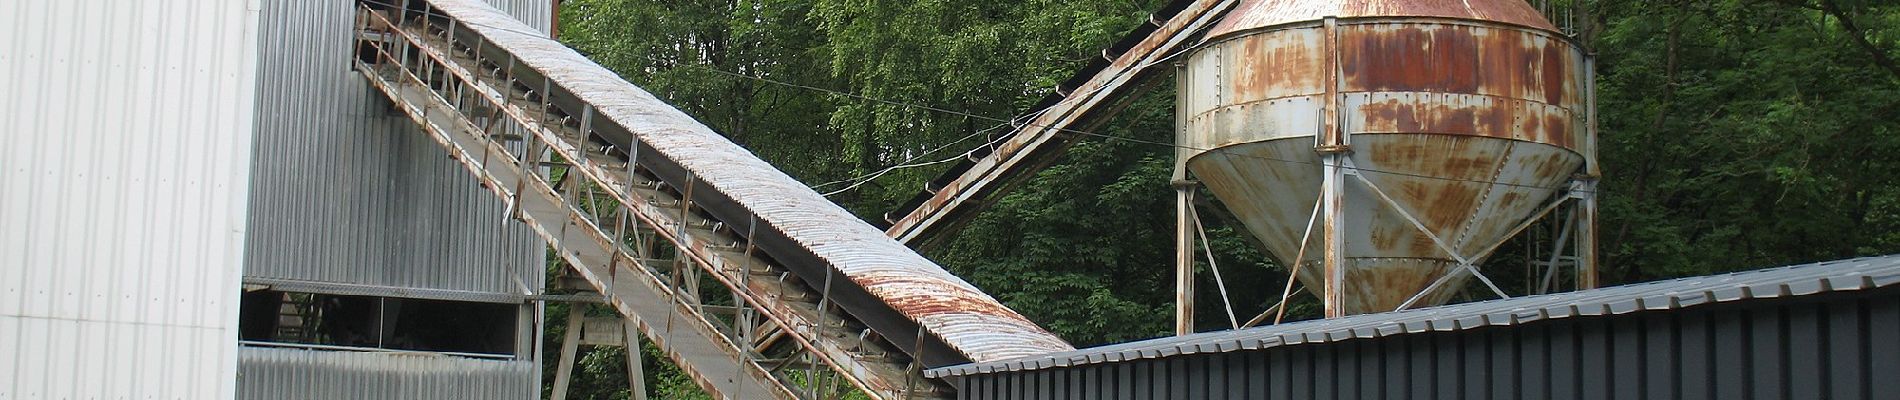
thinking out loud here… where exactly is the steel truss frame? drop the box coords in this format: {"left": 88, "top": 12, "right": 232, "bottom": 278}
{"left": 351, "top": 6, "right": 941, "bottom": 399}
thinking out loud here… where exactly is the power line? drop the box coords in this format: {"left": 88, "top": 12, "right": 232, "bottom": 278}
{"left": 368, "top": 0, "right": 1598, "bottom": 195}
{"left": 818, "top": 121, "right": 1020, "bottom": 197}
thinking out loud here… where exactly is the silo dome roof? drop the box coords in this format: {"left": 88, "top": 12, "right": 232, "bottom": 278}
{"left": 1205, "top": 0, "right": 1559, "bottom": 40}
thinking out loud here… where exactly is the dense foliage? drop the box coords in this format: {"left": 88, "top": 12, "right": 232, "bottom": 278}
{"left": 547, "top": 0, "right": 1900, "bottom": 397}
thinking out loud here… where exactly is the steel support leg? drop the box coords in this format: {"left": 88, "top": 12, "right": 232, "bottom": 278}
{"left": 1320, "top": 152, "right": 1346, "bottom": 318}
{"left": 551, "top": 304, "right": 585, "bottom": 400}
{"left": 1575, "top": 181, "right": 1600, "bottom": 289}
{"left": 625, "top": 317, "right": 649, "bottom": 400}
{"left": 1173, "top": 183, "right": 1196, "bottom": 335}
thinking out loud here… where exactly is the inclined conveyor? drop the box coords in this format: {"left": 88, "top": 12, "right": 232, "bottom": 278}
{"left": 351, "top": 0, "right": 1077, "bottom": 397}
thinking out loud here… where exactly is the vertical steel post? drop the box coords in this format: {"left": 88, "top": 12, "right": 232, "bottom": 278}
{"left": 1575, "top": 184, "right": 1599, "bottom": 289}
{"left": 624, "top": 317, "right": 649, "bottom": 400}
{"left": 1578, "top": 55, "right": 1601, "bottom": 290}
{"left": 1318, "top": 16, "right": 1348, "bottom": 318}
{"left": 1172, "top": 58, "right": 1196, "bottom": 336}
{"left": 1320, "top": 155, "right": 1345, "bottom": 318}
{"left": 1173, "top": 184, "right": 1196, "bottom": 336}
{"left": 551, "top": 304, "right": 586, "bottom": 400}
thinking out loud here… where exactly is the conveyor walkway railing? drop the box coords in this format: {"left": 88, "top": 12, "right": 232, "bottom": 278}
{"left": 350, "top": 1, "right": 1071, "bottom": 398}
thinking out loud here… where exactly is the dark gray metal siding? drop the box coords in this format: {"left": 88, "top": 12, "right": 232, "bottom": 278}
{"left": 244, "top": 0, "right": 550, "bottom": 294}
{"left": 954, "top": 287, "right": 1900, "bottom": 400}
{"left": 236, "top": 347, "right": 537, "bottom": 400}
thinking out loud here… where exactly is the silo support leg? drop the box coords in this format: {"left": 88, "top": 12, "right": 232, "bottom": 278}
{"left": 1320, "top": 154, "right": 1346, "bottom": 318}
{"left": 1573, "top": 181, "right": 1600, "bottom": 289}
{"left": 1174, "top": 184, "right": 1196, "bottom": 336}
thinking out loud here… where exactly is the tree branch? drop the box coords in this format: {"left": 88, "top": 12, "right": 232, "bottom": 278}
{"left": 1818, "top": 0, "right": 1900, "bottom": 81}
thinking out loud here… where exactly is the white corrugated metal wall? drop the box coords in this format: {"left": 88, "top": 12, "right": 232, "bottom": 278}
{"left": 244, "top": 0, "right": 549, "bottom": 295}
{"left": 0, "top": 1, "right": 262, "bottom": 399}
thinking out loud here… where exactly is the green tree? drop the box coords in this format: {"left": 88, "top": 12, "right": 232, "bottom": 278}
{"left": 1588, "top": 0, "right": 1900, "bottom": 280}
{"left": 546, "top": 0, "right": 1900, "bottom": 396}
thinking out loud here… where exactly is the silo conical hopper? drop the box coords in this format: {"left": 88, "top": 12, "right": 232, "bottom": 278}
{"left": 1177, "top": 0, "right": 1595, "bottom": 316}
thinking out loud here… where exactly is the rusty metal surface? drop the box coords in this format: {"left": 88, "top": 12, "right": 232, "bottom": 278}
{"left": 358, "top": 52, "right": 798, "bottom": 399}
{"left": 882, "top": 0, "right": 1239, "bottom": 247}
{"left": 359, "top": 7, "right": 951, "bottom": 397}
{"left": 1180, "top": 5, "right": 1590, "bottom": 314}
{"left": 1204, "top": 0, "right": 1558, "bottom": 40}
{"left": 928, "top": 254, "right": 1900, "bottom": 377}
{"left": 424, "top": 0, "right": 1072, "bottom": 364}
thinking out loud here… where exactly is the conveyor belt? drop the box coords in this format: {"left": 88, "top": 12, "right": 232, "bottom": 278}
{"left": 881, "top": 0, "right": 1237, "bottom": 249}
{"left": 350, "top": 0, "right": 1072, "bottom": 398}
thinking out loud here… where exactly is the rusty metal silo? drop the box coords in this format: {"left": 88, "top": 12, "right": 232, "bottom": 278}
{"left": 1175, "top": 0, "right": 1600, "bottom": 318}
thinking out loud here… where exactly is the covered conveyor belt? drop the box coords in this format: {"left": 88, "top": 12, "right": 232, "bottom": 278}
{"left": 349, "top": 0, "right": 1072, "bottom": 398}
{"left": 882, "top": 0, "right": 1237, "bottom": 248}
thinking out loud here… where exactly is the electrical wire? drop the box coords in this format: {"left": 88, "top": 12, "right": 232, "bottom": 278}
{"left": 819, "top": 121, "right": 1020, "bottom": 197}
{"left": 365, "top": 0, "right": 1600, "bottom": 195}
{"left": 810, "top": 121, "right": 1004, "bottom": 190}
{"left": 809, "top": 109, "right": 1055, "bottom": 191}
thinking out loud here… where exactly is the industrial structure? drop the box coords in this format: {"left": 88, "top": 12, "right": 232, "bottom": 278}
{"left": 2, "top": 0, "right": 1895, "bottom": 399}
{"left": 929, "top": 256, "right": 1900, "bottom": 400}
{"left": 236, "top": 1, "right": 552, "bottom": 398}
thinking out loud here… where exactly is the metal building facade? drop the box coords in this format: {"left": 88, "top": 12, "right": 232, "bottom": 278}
{"left": 244, "top": 0, "right": 550, "bottom": 295}
{"left": 234, "top": 2, "right": 554, "bottom": 399}
{"left": 0, "top": 1, "right": 262, "bottom": 399}
{"left": 934, "top": 256, "right": 1900, "bottom": 400}
{"left": 236, "top": 347, "right": 537, "bottom": 399}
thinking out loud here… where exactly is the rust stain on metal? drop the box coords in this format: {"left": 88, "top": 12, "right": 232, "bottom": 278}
{"left": 1342, "top": 25, "right": 1480, "bottom": 93}
{"left": 1206, "top": 0, "right": 1559, "bottom": 43}
{"left": 1232, "top": 31, "right": 1323, "bottom": 103}
{"left": 1339, "top": 259, "right": 1461, "bottom": 312}
{"left": 1540, "top": 41, "right": 1569, "bottom": 104}
{"left": 1179, "top": 0, "right": 1590, "bottom": 316}
{"left": 425, "top": 0, "right": 1074, "bottom": 369}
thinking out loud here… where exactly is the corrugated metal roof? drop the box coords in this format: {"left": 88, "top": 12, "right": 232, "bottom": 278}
{"left": 427, "top": 0, "right": 1075, "bottom": 363}
{"left": 928, "top": 255, "right": 1900, "bottom": 377}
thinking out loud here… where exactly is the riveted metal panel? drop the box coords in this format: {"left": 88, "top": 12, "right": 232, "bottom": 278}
{"left": 0, "top": 1, "right": 259, "bottom": 399}
{"left": 1204, "top": 0, "right": 1559, "bottom": 40}
{"left": 243, "top": 0, "right": 548, "bottom": 295}
{"left": 1181, "top": 12, "right": 1590, "bottom": 314}
{"left": 235, "top": 347, "right": 535, "bottom": 400}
